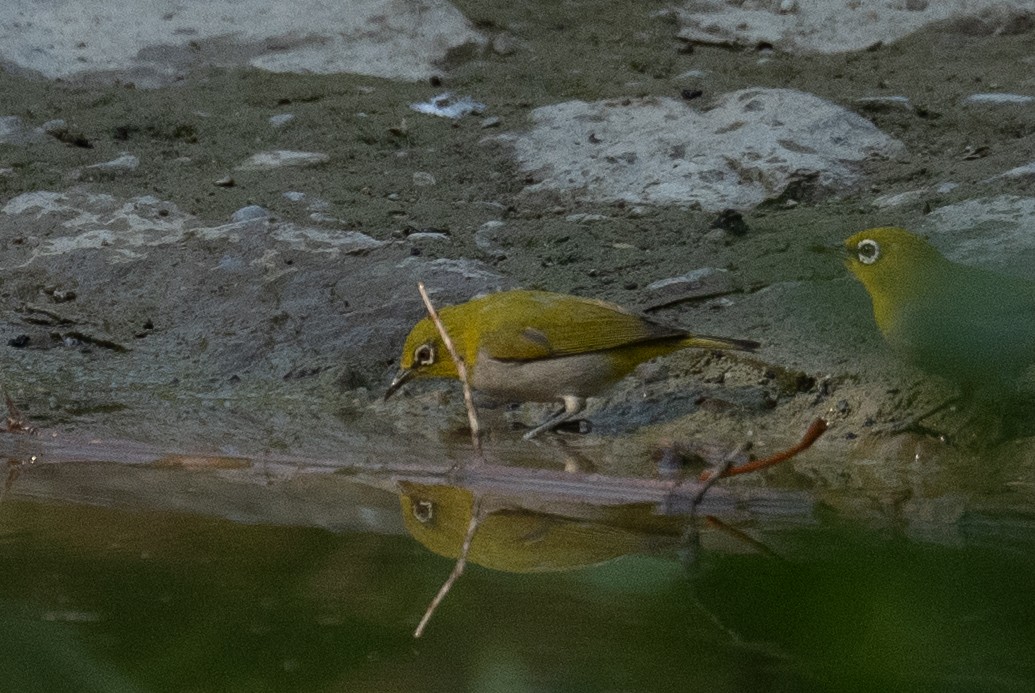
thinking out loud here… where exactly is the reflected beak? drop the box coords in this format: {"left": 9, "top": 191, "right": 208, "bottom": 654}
{"left": 384, "top": 367, "right": 414, "bottom": 400}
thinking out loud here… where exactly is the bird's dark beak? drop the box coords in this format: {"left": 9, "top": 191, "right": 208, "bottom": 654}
{"left": 384, "top": 367, "right": 414, "bottom": 400}
{"left": 811, "top": 241, "right": 845, "bottom": 256}
{"left": 814, "top": 241, "right": 853, "bottom": 265}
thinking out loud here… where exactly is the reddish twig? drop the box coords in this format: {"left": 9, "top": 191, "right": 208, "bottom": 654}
{"left": 699, "top": 417, "right": 828, "bottom": 482}
{"left": 417, "top": 282, "right": 483, "bottom": 459}
{"left": 413, "top": 494, "right": 484, "bottom": 638}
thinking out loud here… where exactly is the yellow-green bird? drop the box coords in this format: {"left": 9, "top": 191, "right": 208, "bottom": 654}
{"left": 385, "top": 289, "right": 759, "bottom": 438}
{"left": 844, "top": 226, "right": 1035, "bottom": 390}
{"left": 399, "top": 482, "right": 662, "bottom": 573}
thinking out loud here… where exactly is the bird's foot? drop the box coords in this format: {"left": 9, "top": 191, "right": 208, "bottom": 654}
{"left": 521, "top": 417, "right": 592, "bottom": 440}
{"left": 521, "top": 396, "right": 587, "bottom": 440}
{"left": 877, "top": 395, "right": 962, "bottom": 441}
{"left": 553, "top": 419, "right": 592, "bottom": 435}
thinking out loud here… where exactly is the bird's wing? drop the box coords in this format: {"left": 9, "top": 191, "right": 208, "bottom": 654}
{"left": 901, "top": 268, "right": 1035, "bottom": 380}
{"left": 477, "top": 292, "right": 684, "bottom": 362}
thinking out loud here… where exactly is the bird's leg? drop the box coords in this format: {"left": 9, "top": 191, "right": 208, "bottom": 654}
{"left": 522, "top": 395, "right": 586, "bottom": 440}
{"left": 886, "top": 382, "right": 976, "bottom": 439}
{"left": 888, "top": 394, "right": 962, "bottom": 438}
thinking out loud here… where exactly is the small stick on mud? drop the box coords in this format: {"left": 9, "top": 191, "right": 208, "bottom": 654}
{"left": 413, "top": 494, "right": 484, "bottom": 638}
{"left": 417, "top": 282, "right": 483, "bottom": 459}
{"left": 3, "top": 388, "right": 37, "bottom": 435}
{"left": 1, "top": 387, "right": 38, "bottom": 503}
{"left": 699, "top": 417, "right": 828, "bottom": 482}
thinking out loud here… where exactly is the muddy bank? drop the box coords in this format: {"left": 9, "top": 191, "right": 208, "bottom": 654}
{"left": 2, "top": 0, "right": 1035, "bottom": 532}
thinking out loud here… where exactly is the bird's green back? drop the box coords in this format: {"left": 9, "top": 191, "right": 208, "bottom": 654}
{"left": 456, "top": 290, "right": 687, "bottom": 362}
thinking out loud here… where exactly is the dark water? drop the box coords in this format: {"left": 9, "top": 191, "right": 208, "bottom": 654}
{"left": 1, "top": 486, "right": 1033, "bottom": 693}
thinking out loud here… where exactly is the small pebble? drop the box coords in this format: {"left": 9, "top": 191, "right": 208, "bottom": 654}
{"left": 86, "top": 152, "right": 139, "bottom": 173}
{"left": 230, "top": 205, "right": 270, "bottom": 223}
{"left": 41, "top": 119, "right": 67, "bottom": 134}
{"left": 269, "top": 113, "right": 295, "bottom": 128}
{"left": 406, "top": 232, "right": 450, "bottom": 242}
{"left": 412, "top": 171, "right": 436, "bottom": 186}
{"left": 491, "top": 32, "right": 519, "bottom": 56}
{"left": 963, "top": 93, "right": 1034, "bottom": 105}
{"left": 236, "top": 150, "right": 330, "bottom": 170}
{"left": 475, "top": 220, "right": 506, "bottom": 253}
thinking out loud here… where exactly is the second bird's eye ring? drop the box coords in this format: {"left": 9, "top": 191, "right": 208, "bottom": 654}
{"left": 412, "top": 499, "right": 434, "bottom": 524}
{"left": 414, "top": 343, "right": 435, "bottom": 365}
{"left": 857, "top": 239, "right": 881, "bottom": 265}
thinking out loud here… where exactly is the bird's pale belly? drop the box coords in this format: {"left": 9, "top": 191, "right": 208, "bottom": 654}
{"left": 471, "top": 351, "right": 621, "bottom": 401}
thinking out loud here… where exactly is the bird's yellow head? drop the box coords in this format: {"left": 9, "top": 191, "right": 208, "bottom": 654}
{"left": 384, "top": 317, "right": 460, "bottom": 399}
{"left": 844, "top": 226, "right": 951, "bottom": 311}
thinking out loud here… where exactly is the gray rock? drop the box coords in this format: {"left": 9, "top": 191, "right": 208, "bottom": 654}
{"left": 0, "top": 189, "right": 505, "bottom": 391}
{"left": 507, "top": 90, "right": 903, "bottom": 212}
{"left": 643, "top": 268, "right": 737, "bottom": 307}
{"left": 675, "top": 0, "right": 1034, "bottom": 54}
{"left": 872, "top": 189, "right": 926, "bottom": 208}
{"left": 269, "top": 113, "right": 295, "bottom": 128}
{"left": 989, "top": 161, "right": 1035, "bottom": 180}
{"left": 920, "top": 195, "right": 1035, "bottom": 277}
{"left": 0, "top": 115, "right": 44, "bottom": 145}
{"left": 0, "top": 0, "right": 485, "bottom": 85}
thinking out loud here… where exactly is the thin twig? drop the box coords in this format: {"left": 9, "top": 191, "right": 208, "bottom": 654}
{"left": 417, "top": 282, "right": 483, "bottom": 459}
{"left": 699, "top": 417, "right": 828, "bottom": 482}
{"left": 413, "top": 494, "right": 484, "bottom": 638}
{"left": 704, "top": 515, "right": 783, "bottom": 559}
{"left": 691, "top": 443, "right": 747, "bottom": 512}
{"left": 678, "top": 443, "right": 744, "bottom": 570}
{"left": 3, "top": 388, "right": 37, "bottom": 435}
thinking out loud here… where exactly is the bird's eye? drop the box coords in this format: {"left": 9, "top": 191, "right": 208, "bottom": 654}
{"left": 857, "top": 239, "right": 881, "bottom": 265}
{"left": 412, "top": 499, "right": 434, "bottom": 524}
{"left": 414, "top": 343, "right": 435, "bottom": 366}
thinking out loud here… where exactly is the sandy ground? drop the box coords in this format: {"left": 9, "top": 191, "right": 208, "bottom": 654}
{"left": 2, "top": 0, "right": 1035, "bottom": 536}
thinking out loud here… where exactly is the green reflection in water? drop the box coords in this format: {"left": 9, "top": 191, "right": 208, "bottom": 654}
{"left": 0, "top": 497, "right": 1032, "bottom": 692}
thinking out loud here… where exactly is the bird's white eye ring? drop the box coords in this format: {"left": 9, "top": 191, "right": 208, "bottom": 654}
{"left": 412, "top": 499, "right": 434, "bottom": 524}
{"left": 414, "top": 343, "right": 435, "bottom": 366}
{"left": 857, "top": 239, "right": 881, "bottom": 265}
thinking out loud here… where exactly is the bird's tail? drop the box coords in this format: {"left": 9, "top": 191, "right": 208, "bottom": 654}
{"left": 680, "top": 334, "right": 760, "bottom": 352}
